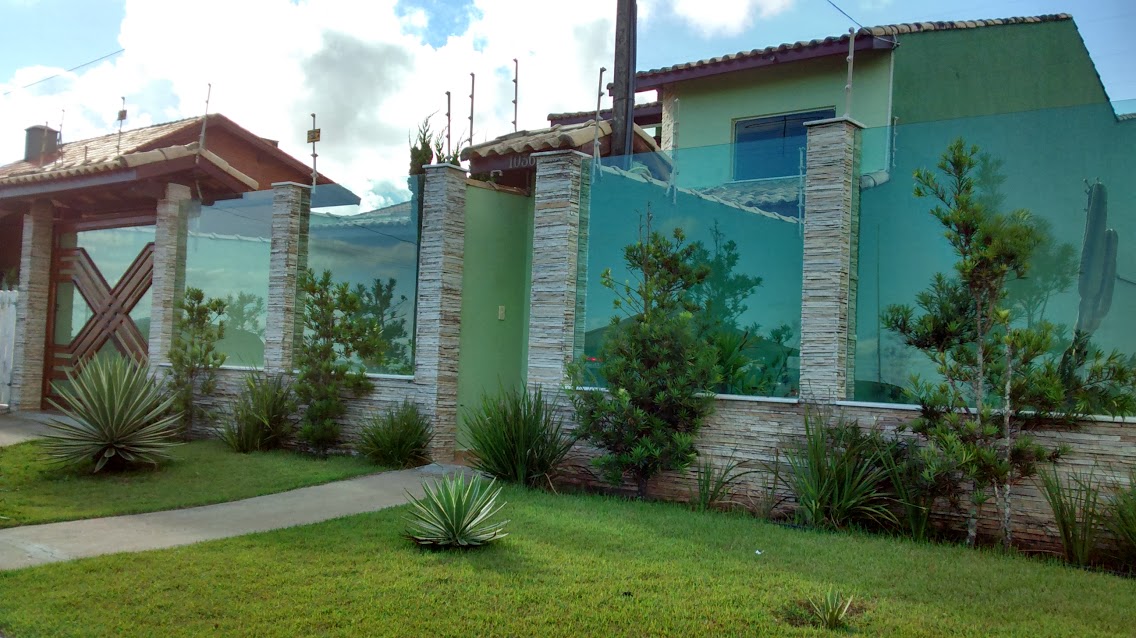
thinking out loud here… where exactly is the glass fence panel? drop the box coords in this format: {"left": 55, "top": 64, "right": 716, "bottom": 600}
{"left": 185, "top": 192, "right": 273, "bottom": 368}
{"left": 305, "top": 176, "right": 421, "bottom": 375}
{"left": 853, "top": 102, "right": 1136, "bottom": 403}
{"left": 580, "top": 144, "right": 804, "bottom": 397}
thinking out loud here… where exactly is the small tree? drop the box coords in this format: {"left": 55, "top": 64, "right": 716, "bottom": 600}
{"left": 568, "top": 208, "right": 720, "bottom": 499}
{"left": 294, "top": 269, "right": 386, "bottom": 454}
{"left": 882, "top": 140, "right": 1136, "bottom": 548}
{"left": 167, "top": 288, "right": 227, "bottom": 437}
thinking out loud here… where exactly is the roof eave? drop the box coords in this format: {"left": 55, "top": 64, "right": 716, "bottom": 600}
{"left": 0, "top": 150, "right": 258, "bottom": 204}
{"left": 634, "top": 36, "right": 894, "bottom": 92}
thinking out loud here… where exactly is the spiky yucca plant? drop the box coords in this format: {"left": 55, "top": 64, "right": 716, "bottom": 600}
{"left": 807, "top": 588, "right": 855, "bottom": 630}
{"left": 404, "top": 474, "right": 509, "bottom": 547}
{"left": 43, "top": 355, "right": 182, "bottom": 472}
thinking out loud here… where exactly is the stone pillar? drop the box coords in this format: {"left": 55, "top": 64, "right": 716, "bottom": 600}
{"left": 149, "top": 183, "right": 191, "bottom": 367}
{"left": 799, "top": 117, "right": 862, "bottom": 402}
{"left": 10, "top": 201, "right": 54, "bottom": 410}
{"left": 264, "top": 182, "right": 310, "bottom": 375}
{"left": 527, "top": 150, "right": 589, "bottom": 389}
{"left": 415, "top": 164, "right": 466, "bottom": 461}
{"left": 660, "top": 87, "right": 678, "bottom": 151}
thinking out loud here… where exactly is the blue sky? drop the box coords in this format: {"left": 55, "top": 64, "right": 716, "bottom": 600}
{"left": 2, "top": 0, "right": 1133, "bottom": 102}
{"left": 1, "top": 0, "right": 1132, "bottom": 205}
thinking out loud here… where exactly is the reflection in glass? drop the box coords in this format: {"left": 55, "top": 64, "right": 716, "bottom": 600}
{"left": 185, "top": 192, "right": 273, "bottom": 367}
{"left": 853, "top": 102, "right": 1136, "bottom": 404}
{"left": 305, "top": 178, "right": 421, "bottom": 375}
{"left": 580, "top": 146, "right": 804, "bottom": 397}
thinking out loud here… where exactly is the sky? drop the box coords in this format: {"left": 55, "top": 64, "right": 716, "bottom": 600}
{"left": 1, "top": 0, "right": 1133, "bottom": 208}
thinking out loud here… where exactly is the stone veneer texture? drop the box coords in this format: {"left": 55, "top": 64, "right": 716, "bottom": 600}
{"left": 799, "top": 119, "right": 859, "bottom": 401}
{"left": 11, "top": 201, "right": 53, "bottom": 409}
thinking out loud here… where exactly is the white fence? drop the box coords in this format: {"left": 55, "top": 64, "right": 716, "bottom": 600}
{"left": 0, "top": 290, "right": 16, "bottom": 407}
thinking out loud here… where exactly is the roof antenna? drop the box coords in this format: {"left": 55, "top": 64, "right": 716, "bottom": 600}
{"left": 57, "top": 109, "right": 65, "bottom": 151}
{"left": 307, "top": 113, "right": 321, "bottom": 190}
{"left": 116, "top": 97, "right": 127, "bottom": 156}
{"left": 445, "top": 90, "right": 452, "bottom": 157}
{"left": 511, "top": 58, "right": 519, "bottom": 132}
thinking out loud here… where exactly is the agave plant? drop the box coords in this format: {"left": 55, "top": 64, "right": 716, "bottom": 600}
{"left": 404, "top": 474, "right": 509, "bottom": 547}
{"left": 807, "top": 587, "right": 855, "bottom": 630}
{"left": 43, "top": 355, "right": 182, "bottom": 472}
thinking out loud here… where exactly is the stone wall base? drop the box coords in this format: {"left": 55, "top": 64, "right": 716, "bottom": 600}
{"left": 545, "top": 395, "right": 1136, "bottom": 554}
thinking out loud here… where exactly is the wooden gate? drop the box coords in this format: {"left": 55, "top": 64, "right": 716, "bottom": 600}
{"left": 44, "top": 223, "right": 155, "bottom": 402}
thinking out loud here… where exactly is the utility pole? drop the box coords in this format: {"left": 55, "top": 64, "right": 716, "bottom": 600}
{"left": 611, "top": 0, "right": 637, "bottom": 164}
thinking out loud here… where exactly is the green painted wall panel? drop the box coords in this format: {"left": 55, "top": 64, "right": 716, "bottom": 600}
{"left": 671, "top": 51, "right": 894, "bottom": 173}
{"left": 456, "top": 185, "right": 534, "bottom": 444}
{"left": 891, "top": 21, "right": 1109, "bottom": 125}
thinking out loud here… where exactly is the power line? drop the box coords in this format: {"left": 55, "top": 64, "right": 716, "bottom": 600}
{"left": 3, "top": 49, "right": 125, "bottom": 97}
{"left": 825, "top": 0, "right": 865, "bottom": 30}
{"left": 823, "top": 0, "right": 896, "bottom": 45}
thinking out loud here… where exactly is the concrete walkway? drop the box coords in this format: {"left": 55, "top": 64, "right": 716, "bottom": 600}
{"left": 0, "top": 411, "right": 57, "bottom": 447}
{"left": 0, "top": 463, "right": 472, "bottom": 571}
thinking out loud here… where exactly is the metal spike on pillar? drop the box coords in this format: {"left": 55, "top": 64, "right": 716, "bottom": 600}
{"left": 307, "top": 113, "right": 321, "bottom": 190}
{"left": 445, "top": 91, "right": 452, "bottom": 157}
{"left": 511, "top": 58, "right": 519, "bottom": 132}
{"left": 468, "top": 73, "right": 476, "bottom": 146}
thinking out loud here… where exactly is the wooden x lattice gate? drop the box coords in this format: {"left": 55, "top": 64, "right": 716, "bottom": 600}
{"left": 44, "top": 225, "right": 155, "bottom": 402}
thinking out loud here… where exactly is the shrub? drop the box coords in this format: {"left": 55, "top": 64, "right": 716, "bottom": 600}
{"left": 404, "top": 474, "right": 509, "bottom": 547}
{"left": 689, "top": 454, "right": 754, "bottom": 513}
{"left": 1039, "top": 468, "right": 1105, "bottom": 566}
{"left": 294, "top": 269, "right": 385, "bottom": 454}
{"left": 356, "top": 402, "right": 433, "bottom": 468}
{"left": 784, "top": 410, "right": 895, "bottom": 530}
{"left": 465, "top": 386, "right": 572, "bottom": 488}
{"left": 568, "top": 212, "right": 719, "bottom": 499}
{"left": 167, "top": 287, "right": 227, "bottom": 437}
{"left": 1104, "top": 471, "right": 1136, "bottom": 567}
{"left": 807, "top": 588, "right": 855, "bottom": 630}
{"left": 43, "top": 355, "right": 181, "bottom": 472}
{"left": 219, "top": 372, "right": 296, "bottom": 454}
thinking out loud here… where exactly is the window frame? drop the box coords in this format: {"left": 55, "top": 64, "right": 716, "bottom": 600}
{"left": 730, "top": 107, "right": 837, "bottom": 182}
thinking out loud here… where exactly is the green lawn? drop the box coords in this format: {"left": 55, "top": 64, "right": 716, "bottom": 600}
{"left": 0, "top": 440, "right": 377, "bottom": 528}
{"left": 1, "top": 486, "right": 1133, "bottom": 637}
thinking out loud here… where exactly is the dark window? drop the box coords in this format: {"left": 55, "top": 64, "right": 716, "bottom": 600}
{"left": 733, "top": 109, "right": 835, "bottom": 180}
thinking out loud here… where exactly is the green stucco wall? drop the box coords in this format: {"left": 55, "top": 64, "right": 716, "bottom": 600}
{"left": 891, "top": 20, "right": 1109, "bottom": 125}
{"left": 669, "top": 50, "right": 894, "bottom": 176}
{"left": 456, "top": 185, "right": 534, "bottom": 445}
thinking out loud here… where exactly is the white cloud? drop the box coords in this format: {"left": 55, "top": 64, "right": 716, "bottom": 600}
{"left": 669, "top": 0, "right": 795, "bottom": 37}
{"left": 0, "top": 0, "right": 618, "bottom": 210}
